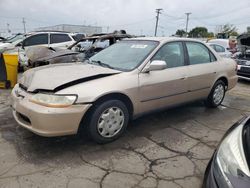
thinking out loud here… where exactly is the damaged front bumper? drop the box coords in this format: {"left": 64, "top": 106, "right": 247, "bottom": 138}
{"left": 11, "top": 84, "right": 92, "bottom": 137}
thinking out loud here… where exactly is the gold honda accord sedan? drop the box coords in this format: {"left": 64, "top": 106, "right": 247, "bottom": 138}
{"left": 11, "top": 37, "right": 238, "bottom": 143}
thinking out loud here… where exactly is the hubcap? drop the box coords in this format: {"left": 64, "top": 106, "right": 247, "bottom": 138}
{"left": 97, "top": 107, "right": 125, "bottom": 138}
{"left": 213, "top": 84, "right": 224, "bottom": 105}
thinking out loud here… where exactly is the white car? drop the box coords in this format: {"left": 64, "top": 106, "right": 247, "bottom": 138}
{"left": 0, "top": 34, "right": 26, "bottom": 53}
{"left": 207, "top": 39, "right": 230, "bottom": 48}
{"left": 207, "top": 43, "right": 232, "bottom": 58}
{"left": 18, "top": 31, "right": 77, "bottom": 68}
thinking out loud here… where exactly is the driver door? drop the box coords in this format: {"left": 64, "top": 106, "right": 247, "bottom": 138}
{"left": 138, "top": 42, "right": 189, "bottom": 113}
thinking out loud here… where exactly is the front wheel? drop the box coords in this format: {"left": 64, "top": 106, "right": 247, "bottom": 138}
{"left": 87, "top": 100, "right": 129, "bottom": 144}
{"left": 205, "top": 80, "right": 226, "bottom": 108}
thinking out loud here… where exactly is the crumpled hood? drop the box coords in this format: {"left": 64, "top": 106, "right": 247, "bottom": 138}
{"left": 19, "top": 63, "right": 121, "bottom": 92}
{"left": 237, "top": 34, "right": 250, "bottom": 47}
{"left": 25, "top": 46, "right": 79, "bottom": 62}
{"left": 237, "top": 34, "right": 250, "bottom": 55}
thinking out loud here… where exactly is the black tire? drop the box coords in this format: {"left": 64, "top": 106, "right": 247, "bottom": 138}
{"left": 87, "top": 100, "right": 129, "bottom": 144}
{"left": 205, "top": 80, "right": 226, "bottom": 108}
{"left": 18, "top": 65, "right": 24, "bottom": 73}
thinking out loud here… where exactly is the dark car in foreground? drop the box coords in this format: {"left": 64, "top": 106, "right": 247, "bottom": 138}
{"left": 203, "top": 116, "right": 250, "bottom": 188}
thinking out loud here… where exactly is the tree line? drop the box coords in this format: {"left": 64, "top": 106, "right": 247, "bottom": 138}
{"left": 175, "top": 24, "right": 238, "bottom": 38}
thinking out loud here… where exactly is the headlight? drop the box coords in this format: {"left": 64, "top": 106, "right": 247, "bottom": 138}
{"left": 30, "top": 93, "right": 77, "bottom": 108}
{"left": 215, "top": 121, "right": 250, "bottom": 187}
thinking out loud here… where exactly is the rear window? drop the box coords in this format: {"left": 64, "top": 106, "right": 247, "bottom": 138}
{"left": 72, "top": 34, "right": 85, "bottom": 41}
{"left": 215, "top": 45, "right": 225, "bottom": 52}
{"left": 50, "top": 34, "right": 72, "bottom": 44}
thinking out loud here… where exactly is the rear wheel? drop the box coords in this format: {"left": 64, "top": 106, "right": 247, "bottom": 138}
{"left": 87, "top": 100, "right": 129, "bottom": 144}
{"left": 205, "top": 80, "right": 226, "bottom": 108}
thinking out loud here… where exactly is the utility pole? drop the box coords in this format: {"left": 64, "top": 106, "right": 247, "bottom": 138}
{"left": 7, "top": 23, "right": 11, "bottom": 34}
{"left": 154, "top": 8, "right": 163, "bottom": 37}
{"left": 22, "top": 17, "right": 26, "bottom": 33}
{"left": 185, "top": 13, "right": 191, "bottom": 35}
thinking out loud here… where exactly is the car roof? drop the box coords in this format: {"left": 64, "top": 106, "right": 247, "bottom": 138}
{"left": 207, "top": 43, "right": 224, "bottom": 47}
{"left": 27, "top": 31, "right": 74, "bottom": 35}
{"left": 207, "top": 39, "right": 229, "bottom": 48}
{"left": 208, "top": 39, "right": 229, "bottom": 42}
{"left": 77, "top": 33, "right": 133, "bottom": 41}
{"left": 123, "top": 37, "right": 205, "bottom": 43}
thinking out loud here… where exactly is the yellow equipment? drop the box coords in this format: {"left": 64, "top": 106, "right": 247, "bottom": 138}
{"left": 0, "top": 53, "right": 18, "bottom": 89}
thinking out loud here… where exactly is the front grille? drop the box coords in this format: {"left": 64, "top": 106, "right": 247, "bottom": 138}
{"left": 240, "top": 66, "right": 250, "bottom": 73}
{"left": 238, "top": 72, "right": 250, "bottom": 78}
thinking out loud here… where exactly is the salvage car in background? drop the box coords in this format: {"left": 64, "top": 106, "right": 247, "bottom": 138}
{"left": 203, "top": 116, "right": 250, "bottom": 188}
{"left": 207, "top": 43, "right": 232, "bottom": 58}
{"left": 11, "top": 37, "right": 238, "bottom": 143}
{"left": 233, "top": 34, "right": 250, "bottom": 81}
{"left": 18, "top": 31, "right": 77, "bottom": 69}
{"left": 22, "top": 32, "right": 133, "bottom": 68}
{"left": 207, "top": 39, "right": 237, "bottom": 54}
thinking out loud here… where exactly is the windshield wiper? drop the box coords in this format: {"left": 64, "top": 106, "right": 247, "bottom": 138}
{"left": 90, "top": 60, "right": 115, "bottom": 70}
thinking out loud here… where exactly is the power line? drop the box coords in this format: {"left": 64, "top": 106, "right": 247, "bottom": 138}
{"left": 154, "top": 8, "right": 163, "bottom": 36}
{"left": 192, "top": 4, "right": 250, "bottom": 20}
{"left": 160, "top": 16, "right": 185, "bottom": 25}
{"left": 107, "top": 18, "right": 154, "bottom": 27}
{"left": 161, "top": 13, "right": 184, "bottom": 20}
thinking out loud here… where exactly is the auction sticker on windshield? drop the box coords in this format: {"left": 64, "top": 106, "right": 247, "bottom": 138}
{"left": 131, "top": 44, "right": 148, "bottom": 49}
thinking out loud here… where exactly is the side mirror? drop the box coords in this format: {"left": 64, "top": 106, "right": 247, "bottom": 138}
{"left": 142, "top": 60, "right": 167, "bottom": 73}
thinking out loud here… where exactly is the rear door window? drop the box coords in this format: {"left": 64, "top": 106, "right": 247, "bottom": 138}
{"left": 50, "top": 34, "right": 72, "bottom": 44}
{"left": 186, "top": 42, "right": 214, "bottom": 65}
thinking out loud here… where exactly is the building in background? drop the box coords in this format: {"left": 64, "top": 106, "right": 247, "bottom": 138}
{"left": 35, "top": 24, "right": 102, "bottom": 35}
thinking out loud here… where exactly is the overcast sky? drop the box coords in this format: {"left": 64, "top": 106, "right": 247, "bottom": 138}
{"left": 0, "top": 0, "right": 250, "bottom": 37}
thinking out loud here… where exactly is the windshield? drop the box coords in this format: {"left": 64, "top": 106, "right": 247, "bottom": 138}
{"left": 89, "top": 40, "right": 158, "bottom": 71}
